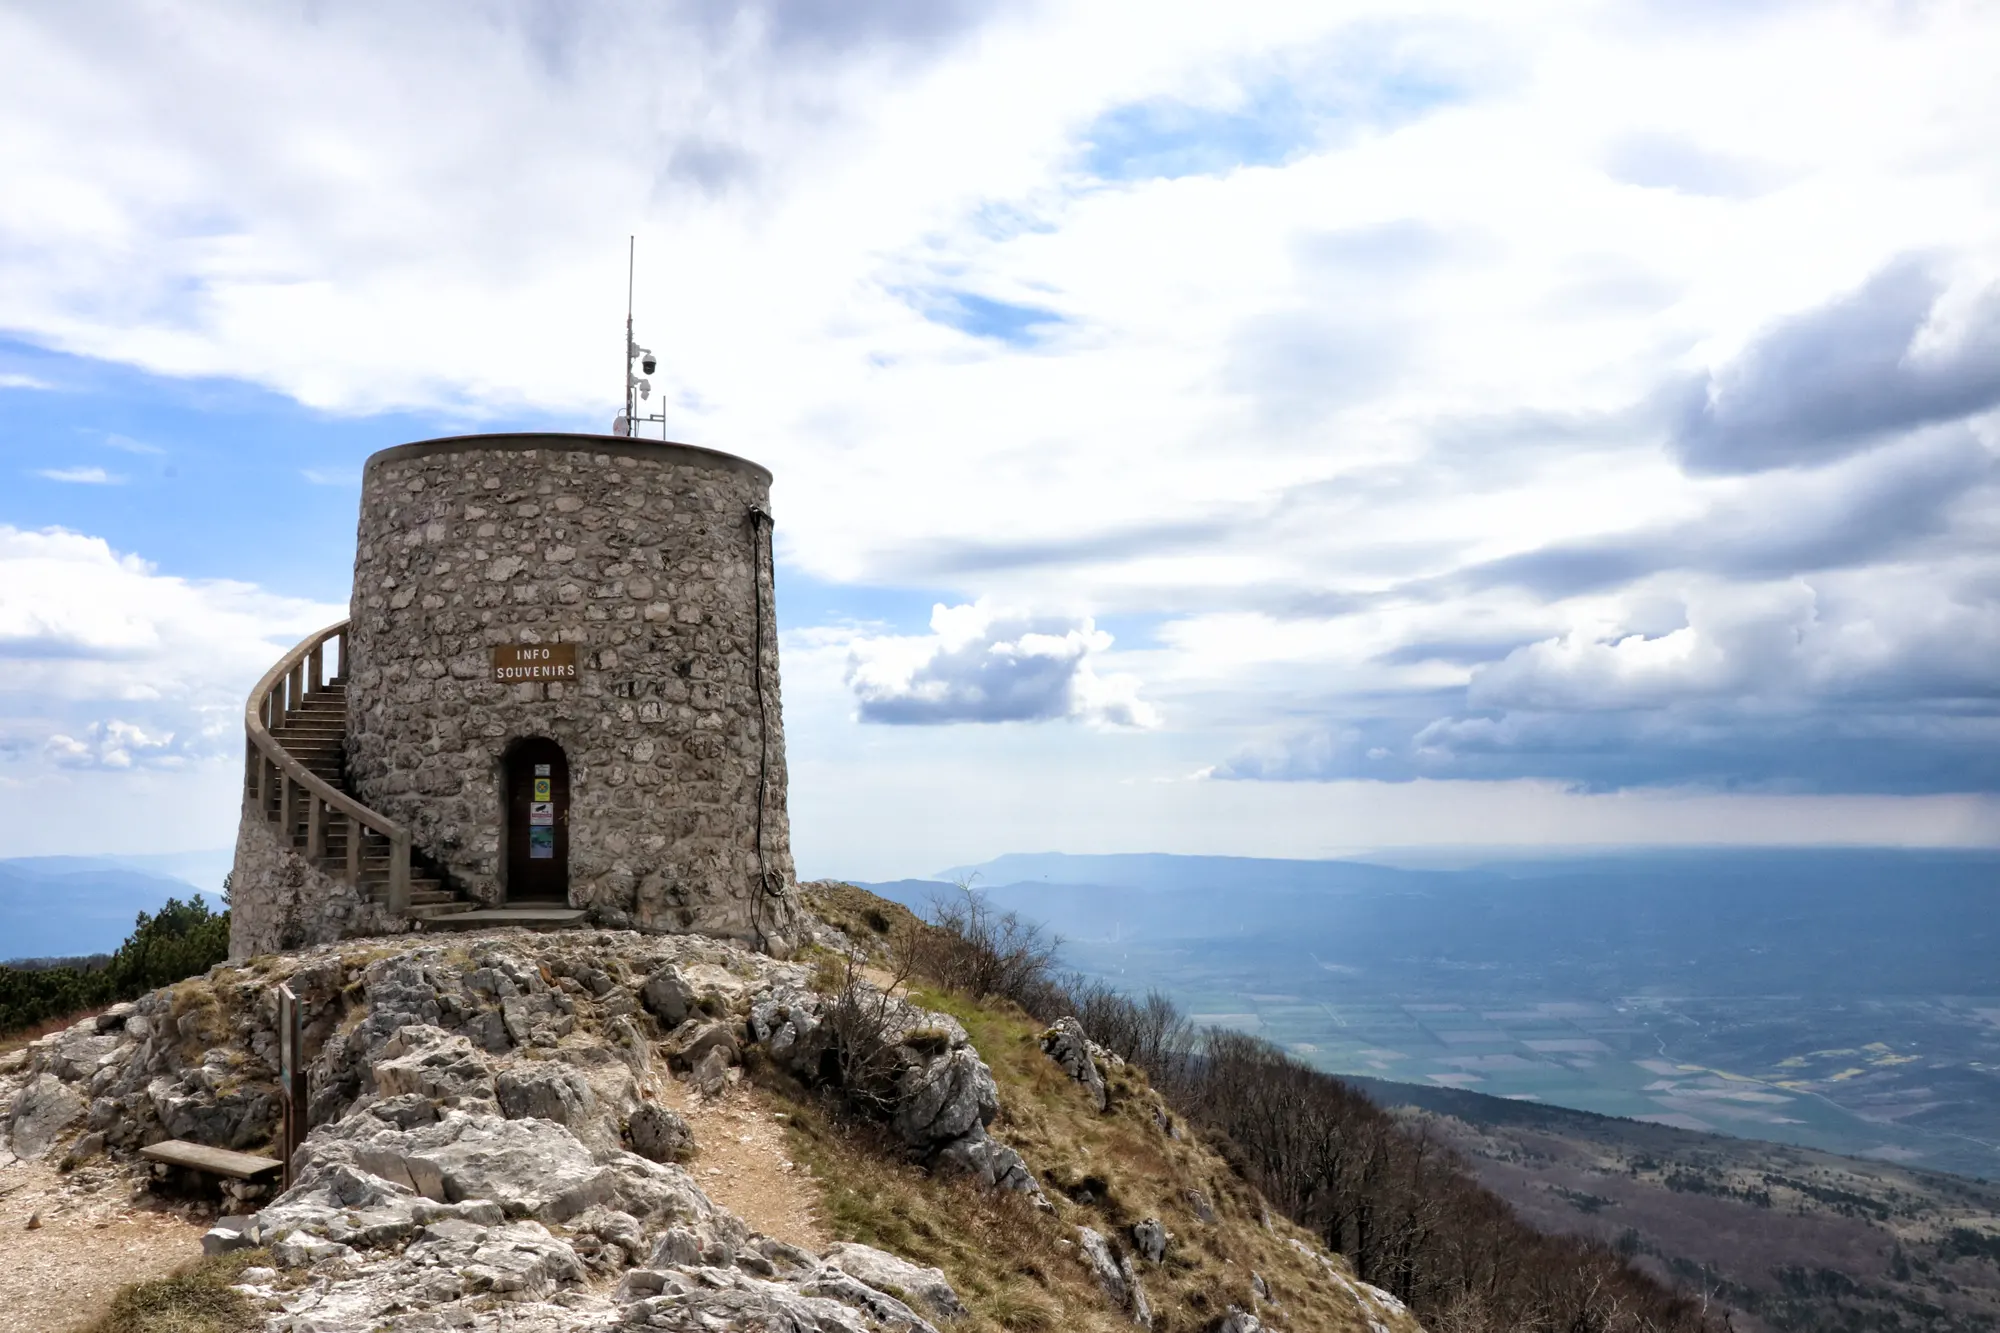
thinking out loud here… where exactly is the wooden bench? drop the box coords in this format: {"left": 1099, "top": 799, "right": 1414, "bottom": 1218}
{"left": 139, "top": 1140, "right": 283, "bottom": 1182}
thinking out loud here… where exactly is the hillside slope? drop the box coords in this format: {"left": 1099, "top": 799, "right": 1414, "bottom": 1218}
{"left": 1351, "top": 1076, "right": 2000, "bottom": 1333}
{"left": 1, "top": 919, "right": 1419, "bottom": 1333}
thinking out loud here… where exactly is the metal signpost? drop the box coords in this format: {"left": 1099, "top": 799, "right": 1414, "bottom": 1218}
{"left": 276, "top": 983, "right": 305, "bottom": 1190}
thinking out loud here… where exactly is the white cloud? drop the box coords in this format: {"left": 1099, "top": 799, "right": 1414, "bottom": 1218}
{"left": 35, "top": 466, "right": 121, "bottom": 484}
{"left": 102, "top": 433, "right": 163, "bottom": 455}
{"left": 0, "top": 372, "right": 52, "bottom": 390}
{"left": 0, "top": 525, "right": 343, "bottom": 772}
{"left": 843, "top": 600, "right": 1159, "bottom": 728}
{"left": 46, "top": 719, "right": 184, "bottom": 771}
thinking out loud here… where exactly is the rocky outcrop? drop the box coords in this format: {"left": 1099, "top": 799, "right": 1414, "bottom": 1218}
{"left": 0, "top": 927, "right": 1051, "bottom": 1331}
{"left": 823, "top": 1242, "right": 967, "bottom": 1321}
{"left": 1079, "top": 1225, "right": 1154, "bottom": 1327}
{"left": 627, "top": 1101, "right": 693, "bottom": 1162}
{"left": 1041, "top": 1015, "right": 1110, "bottom": 1111}
{"left": 6, "top": 1074, "right": 84, "bottom": 1160}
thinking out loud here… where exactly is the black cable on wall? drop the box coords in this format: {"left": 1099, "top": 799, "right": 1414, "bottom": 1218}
{"left": 746, "top": 503, "right": 776, "bottom": 949}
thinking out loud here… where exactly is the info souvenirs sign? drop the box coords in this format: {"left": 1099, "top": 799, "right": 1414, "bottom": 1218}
{"left": 493, "top": 644, "right": 578, "bottom": 682}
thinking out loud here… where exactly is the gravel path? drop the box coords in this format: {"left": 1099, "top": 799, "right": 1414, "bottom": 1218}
{"left": 0, "top": 1155, "right": 207, "bottom": 1333}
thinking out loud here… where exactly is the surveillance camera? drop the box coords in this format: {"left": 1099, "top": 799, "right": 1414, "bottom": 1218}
{"left": 641, "top": 353, "right": 657, "bottom": 375}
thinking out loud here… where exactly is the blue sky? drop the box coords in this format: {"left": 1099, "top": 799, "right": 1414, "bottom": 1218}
{"left": 2, "top": 1, "right": 1998, "bottom": 877}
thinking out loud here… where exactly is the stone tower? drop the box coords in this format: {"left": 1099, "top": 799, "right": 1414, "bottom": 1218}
{"left": 228, "top": 432, "right": 799, "bottom": 959}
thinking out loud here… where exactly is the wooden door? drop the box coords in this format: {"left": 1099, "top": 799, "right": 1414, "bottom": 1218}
{"left": 505, "top": 738, "right": 569, "bottom": 903}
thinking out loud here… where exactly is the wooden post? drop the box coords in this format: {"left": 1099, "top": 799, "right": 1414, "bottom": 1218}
{"left": 345, "top": 815, "right": 361, "bottom": 885}
{"left": 276, "top": 983, "right": 304, "bottom": 1190}
{"left": 279, "top": 774, "right": 294, "bottom": 845}
{"left": 257, "top": 751, "right": 271, "bottom": 816}
{"left": 288, "top": 661, "right": 305, "bottom": 717}
{"left": 333, "top": 629, "right": 347, "bottom": 684}
{"left": 306, "top": 793, "right": 325, "bottom": 860}
{"left": 308, "top": 644, "right": 323, "bottom": 695}
{"left": 389, "top": 833, "right": 411, "bottom": 915}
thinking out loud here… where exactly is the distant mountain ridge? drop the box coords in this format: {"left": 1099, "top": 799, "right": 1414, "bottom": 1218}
{"left": 855, "top": 847, "right": 2000, "bottom": 1180}
{"left": 0, "top": 852, "right": 230, "bottom": 962}
{"left": 895, "top": 846, "right": 2000, "bottom": 995}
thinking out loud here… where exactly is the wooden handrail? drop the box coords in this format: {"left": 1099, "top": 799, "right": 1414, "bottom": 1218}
{"left": 243, "top": 619, "right": 411, "bottom": 914}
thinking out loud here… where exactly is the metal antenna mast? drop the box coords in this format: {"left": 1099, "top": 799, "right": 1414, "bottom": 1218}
{"left": 624, "top": 236, "right": 636, "bottom": 432}
{"left": 620, "top": 236, "right": 659, "bottom": 439}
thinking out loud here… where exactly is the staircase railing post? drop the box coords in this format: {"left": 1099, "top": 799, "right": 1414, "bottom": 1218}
{"left": 345, "top": 816, "right": 361, "bottom": 885}
{"left": 308, "top": 644, "right": 323, "bottom": 695}
{"left": 306, "top": 793, "right": 325, "bottom": 860}
{"left": 389, "top": 832, "right": 411, "bottom": 916}
{"left": 279, "top": 773, "right": 294, "bottom": 843}
{"left": 333, "top": 628, "right": 346, "bottom": 683}
{"left": 288, "top": 661, "right": 305, "bottom": 715}
{"left": 257, "top": 751, "right": 271, "bottom": 815}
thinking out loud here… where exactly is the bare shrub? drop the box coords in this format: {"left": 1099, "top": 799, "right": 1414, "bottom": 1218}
{"left": 819, "top": 945, "right": 918, "bottom": 1118}
{"left": 905, "top": 882, "right": 1062, "bottom": 1013}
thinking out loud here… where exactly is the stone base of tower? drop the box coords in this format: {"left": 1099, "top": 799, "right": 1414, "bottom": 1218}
{"left": 228, "top": 798, "right": 410, "bottom": 960}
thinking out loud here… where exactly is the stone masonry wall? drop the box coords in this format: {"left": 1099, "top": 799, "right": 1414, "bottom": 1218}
{"left": 229, "top": 796, "right": 406, "bottom": 959}
{"left": 345, "top": 434, "right": 798, "bottom": 951}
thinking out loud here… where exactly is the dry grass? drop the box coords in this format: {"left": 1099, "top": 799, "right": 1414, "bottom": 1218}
{"left": 799, "top": 880, "right": 920, "bottom": 957}
{"left": 80, "top": 1250, "right": 265, "bottom": 1333}
{"left": 1, "top": 1004, "right": 110, "bottom": 1055}
{"left": 772, "top": 982, "right": 1403, "bottom": 1333}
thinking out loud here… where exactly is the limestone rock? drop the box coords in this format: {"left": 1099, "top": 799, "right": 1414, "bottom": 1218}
{"left": 691, "top": 1045, "right": 733, "bottom": 1097}
{"left": 1079, "top": 1226, "right": 1129, "bottom": 1304}
{"left": 1041, "top": 1017, "right": 1109, "bottom": 1112}
{"left": 374, "top": 1025, "right": 496, "bottom": 1109}
{"left": 495, "top": 1062, "right": 596, "bottom": 1128}
{"left": 1132, "top": 1216, "right": 1168, "bottom": 1263}
{"left": 627, "top": 1103, "right": 693, "bottom": 1163}
{"left": 1215, "top": 1308, "right": 1266, "bottom": 1333}
{"left": 1124, "top": 1252, "right": 1155, "bottom": 1329}
{"left": 893, "top": 1047, "right": 998, "bottom": 1146}
{"left": 933, "top": 1128, "right": 1041, "bottom": 1198}
{"left": 667, "top": 1018, "right": 741, "bottom": 1072}
{"left": 824, "top": 1241, "right": 967, "bottom": 1320}
{"left": 640, "top": 965, "right": 697, "bottom": 1026}
{"left": 8, "top": 1074, "right": 84, "bottom": 1160}
{"left": 678, "top": 962, "right": 752, "bottom": 1012}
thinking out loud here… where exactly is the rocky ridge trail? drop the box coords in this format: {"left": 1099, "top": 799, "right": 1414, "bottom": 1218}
{"left": 2, "top": 923, "right": 1421, "bottom": 1331}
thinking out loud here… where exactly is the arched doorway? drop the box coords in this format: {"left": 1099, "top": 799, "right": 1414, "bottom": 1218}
{"left": 503, "top": 737, "right": 570, "bottom": 903}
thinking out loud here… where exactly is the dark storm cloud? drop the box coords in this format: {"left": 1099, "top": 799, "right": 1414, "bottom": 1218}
{"left": 1218, "top": 704, "right": 2000, "bottom": 795}
{"left": 899, "top": 514, "right": 1241, "bottom": 578}
{"left": 846, "top": 612, "right": 1151, "bottom": 727}
{"left": 1374, "top": 636, "right": 1543, "bottom": 668}
{"left": 854, "top": 640, "right": 1078, "bottom": 724}
{"left": 1671, "top": 256, "right": 2000, "bottom": 474}
{"left": 688, "top": 0, "right": 1005, "bottom": 55}
{"left": 1464, "top": 434, "right": 1993, "bottom": 599}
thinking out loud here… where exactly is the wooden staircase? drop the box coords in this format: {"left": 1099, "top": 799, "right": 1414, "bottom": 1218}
{"left": 246, "top": 621, "right": 476, "bottom": 925}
